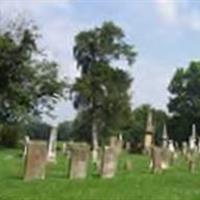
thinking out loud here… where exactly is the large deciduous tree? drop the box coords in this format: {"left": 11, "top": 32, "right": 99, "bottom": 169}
{"left": 71, "top": 21, "right": 136, "bottom": 162}
{"left": 0, "top": 20, "right": 66, "bottom": 125}
{"left": 168, "top": 61, "right": 200, "bottom": 142}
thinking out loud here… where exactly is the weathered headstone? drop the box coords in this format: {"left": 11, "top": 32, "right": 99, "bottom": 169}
{"left": 150, "top": 146, "right": 163, "bottom": 173}
{"left": 68, "top": 143, "right": 90, "bottom": 179}
{"left": 24, "top": 141, "right": 47, "bottom": 181}
{"left": 47, "top": 126, "right": 58, "bottom": 162}
{"left": 101, "top": 146, "right": 117, "bottom": 178}
{"left": 110, "top": 136, "right": 123, "bottom": 156}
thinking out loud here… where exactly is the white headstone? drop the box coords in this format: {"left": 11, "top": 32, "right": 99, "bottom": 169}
{"left": 189, "top": 124, "right": 197, "bottom": 151}
{"left": 168, "top": 140, "right": 175, "bottom": 153}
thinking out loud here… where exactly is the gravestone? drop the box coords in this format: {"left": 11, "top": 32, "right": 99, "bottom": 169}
{"left": 150, "top": 146, "right": 163, "bottom": 173}
{"left": 101, "top": 146, "right": 117, "bottom": 178}
{"left": 24, "top": 141, "right": 47, "bottom": 181}
{"left": 68, "top": 143, "right": 90, "bottom": 179}
{"left": 110, "top": 136, "right": 123, "bottom": 156}
{"left": 47, "top": 126, "right": 58, "bottom": 162}
{"left": 161, "top": 147, "right": 172, "bottom": 169}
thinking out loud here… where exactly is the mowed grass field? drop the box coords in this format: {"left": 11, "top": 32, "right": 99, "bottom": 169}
{"left": 0, "top": 148, "right": 200, "bottom": 200}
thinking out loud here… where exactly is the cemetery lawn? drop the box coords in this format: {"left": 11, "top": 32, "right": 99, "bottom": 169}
{"left": 1, "top": 149, "right": 200, "bottom": 200}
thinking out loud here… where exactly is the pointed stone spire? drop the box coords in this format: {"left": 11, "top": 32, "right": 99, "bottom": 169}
{"left": 146, "top": 111, "right": 154, "bottom": 134}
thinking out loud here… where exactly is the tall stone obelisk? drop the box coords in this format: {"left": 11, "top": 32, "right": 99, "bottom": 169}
{"left": 144, "top": 111, "right": 154, "bottom": 155}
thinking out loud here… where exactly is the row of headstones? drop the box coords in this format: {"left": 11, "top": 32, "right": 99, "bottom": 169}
{"left": 23, "top": 136, "right": 123, "bottom": 181}
{"left": 144, "top": 112, "right": 200, "bottom": 173}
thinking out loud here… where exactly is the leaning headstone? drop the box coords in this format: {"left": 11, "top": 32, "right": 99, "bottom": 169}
{"left": 47, "top": 126, "right": 58, "bottom": 162}
{"left": 68, "top": 143, "right": 90, "bottom": 179}
{"left": 101, "top": 146, "right": 118, "bottom": 178}
{"left": 24, "top": 141, "right": 47, "bottom": 181}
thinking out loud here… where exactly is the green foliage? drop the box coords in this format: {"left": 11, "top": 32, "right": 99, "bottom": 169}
{"left": 72, "top": 21, "right": 136, "bottom": 142}
{"left": 168, "top": 61, "right": 200, "bottom": 142}
{"left": 125, "top": 104, "right": 168, "bottom": 149}
{"left": 24, "top": 118, "right": 51, "bottom": 140}
{"left": 0, "top": 124, "right": 24, "bottom": 147}
{"left": 70, "top": 111, "right": 92, "bottom": 143}
{"left": 57, "top": 120, "right": 73, "bottom": 141}
{"left": 0, "top": 19, "right": 66, "bottom": 124}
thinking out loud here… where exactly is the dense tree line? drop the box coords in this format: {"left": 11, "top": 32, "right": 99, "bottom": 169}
{"left": 1, "top": 17, "right": 200, "bottom": 148}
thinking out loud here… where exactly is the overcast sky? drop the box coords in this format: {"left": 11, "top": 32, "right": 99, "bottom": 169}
{"left": 1, "top": 0, "right": 200, "bottom": 125}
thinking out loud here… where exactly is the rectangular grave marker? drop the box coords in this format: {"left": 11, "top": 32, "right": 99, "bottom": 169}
{"left": 24, "top": 141, "right": 47, "bottom": 181}
{"left": 68, "top": 143, "right": 90, "bottom": 179}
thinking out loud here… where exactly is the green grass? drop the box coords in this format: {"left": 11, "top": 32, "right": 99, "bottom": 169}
{"left": 0, "top": 148, "right": 200, "bottom": 200}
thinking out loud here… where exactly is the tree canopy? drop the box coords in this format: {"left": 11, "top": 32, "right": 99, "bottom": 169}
{"left": 168, "top": 61, "right": 200, "bottom": 142}
{"left": 72, "top": 21, "right": 136, "bottom": 145}
{"left": 0, "top": 20, "right": 66, "bottom": 124}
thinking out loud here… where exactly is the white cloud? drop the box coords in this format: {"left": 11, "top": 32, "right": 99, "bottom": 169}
{"left": 154, "top": 0, "right": 177, "bottom": 24}
{"left": 154, "top": 0, "right": 200, "bottom": 31}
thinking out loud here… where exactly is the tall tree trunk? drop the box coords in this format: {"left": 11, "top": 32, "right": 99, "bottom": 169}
{"left": 92, "top": 122, "right": 99, "bottom": 164}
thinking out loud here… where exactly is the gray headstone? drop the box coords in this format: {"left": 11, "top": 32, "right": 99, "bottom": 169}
{"left": 68, "top": 143, "right": 90, "bottom": 179}
{"left": 101, "top": 147, "right": 118, "bottom": 178}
